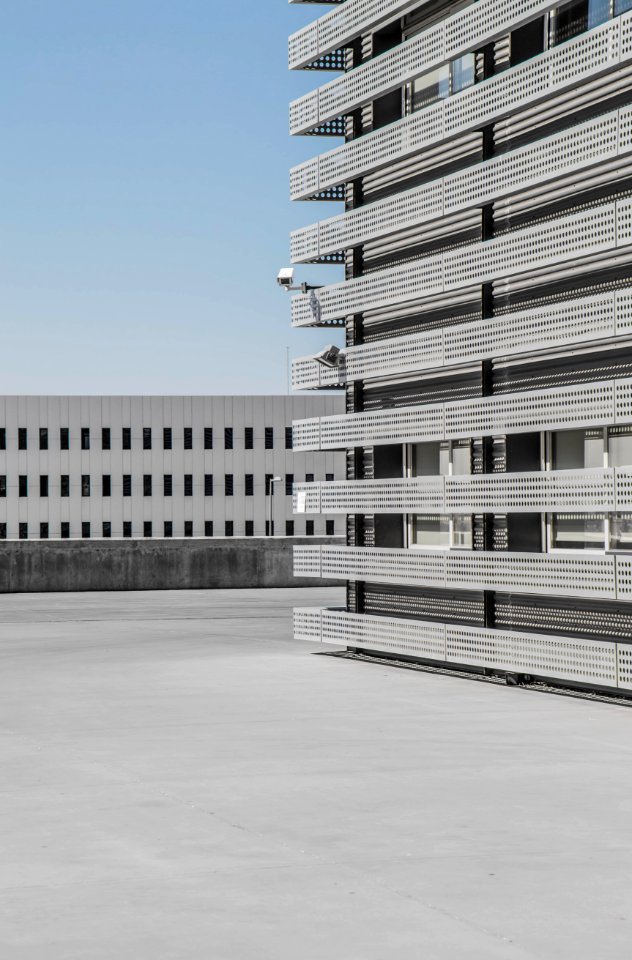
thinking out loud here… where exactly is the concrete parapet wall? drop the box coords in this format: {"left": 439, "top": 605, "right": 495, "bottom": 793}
{"left": 0, "top": 537, "right": 342, "bottom": 593}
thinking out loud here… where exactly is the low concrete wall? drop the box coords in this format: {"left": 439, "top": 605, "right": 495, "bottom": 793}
{"left": 0, "top": 537, "right": 341, "bottom": 593}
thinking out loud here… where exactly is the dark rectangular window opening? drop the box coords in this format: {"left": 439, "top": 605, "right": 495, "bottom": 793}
{"left": 40, "top": 475, "right": 49, "bottom": 498}
{"left": 144, "top": 521, "right": 152, "bottom": 538}
{"left": 225, "top": 521, "right": 234, "bottom": 537}
{"left": 81, "top": 428, "right": 90, "bottom": 450}
{"left": 204, "top": 427, "right": 213, "bottom": 450}
{"left": 326, "top": 473, "right": 334, "bottom": 482}
{"left": 82, "top": 522, "right": 91, "bottom": 539}
{"left": 184, "top": 427, "right": 193, "bottom": 450}
{"left": 245, "top": 474, "right": 254, "bottom": 497}
{"left": 102, "top": 427, "right": 111, "bottom": 450}
{"left": 204, "top": 474, "right": 213, "bottom": 496}
{"left": 285, "top": 474, "right": 294, "bottom": 496}
{"left": 225, "top": 474, "right": 234, "bottom": 497}
{"left": 306, "top": 520, "right": 315, "bottom": 536}
{"left": 265, "top": 427, "right": 274, "bottom": 449}
{"left": 245, "top": 427, "right": 254, "bottom": 450}
{"left": 184, "top": 520, "right": 193, "bottom": 537}
{"left": 265, "top": 520, "right": 274, "bottom": 536}
{"left": 19, "top": 475, "right": 27, "bottom": 497}
{"left": 184, "top": 474, "right": 193, "bottom": 497}
{"left": 224, "top": 427, "right": 233, "bottom": 450}
{"left": 164, "top": 521, "right": 173, "bottom": 538}
{"left": 39, "top": 428, "right": 48, "bottom": 451}
{"left": 143, "top": 427, "right": 152, "bottom": 450}
{"left": 123, "top": 475, "right": 132, "bottom": 497}
{"left": 326, "top": 519, "right": 335, "bottom": 536}
{"left": 18, "top": 428, "right": 27, "bottom": 450}
{"left": 40, "top": 522, "right": 49, "bottom": 540}
{"left": 305, "top": 473, "right": 314, "bottom": 483}
{"left": 0, "top": 476, "right": 6, "bottom": 497}
{"left": 102, "top": 475, "right": 111, "bottom": 497}
{"left": 122, "top": 427, "right": 131, "bottom": 450}
{"left": 163, "top": 427, "right": 172, "bottom": 450}
{"left": 265, "top": 474, "right": 273, "bottom": 496}
{"left": 123, "top": 521, "right": 132, "bottom": 538}
{"left": 245, "top": 520, "right": 254, "bottom": 537}
{"left": 0, "top": 428, "right": 6, "bottom": 450}
{"left": 103, "top": 522, "right": 111, "bottom": 538}
{"left": 0, "top": 523, "right": 7, "bottom": 539}
{"left": 143, "top": 474, "right": 152, "bottom": 497}
{"left": 81, "top": 475, "right": 90, "bottom": 497}
{"left": 285, "top": 427, "right": 293, "bottom": 450}
{"left": 61, "top": 522, "right": 70, "bottom": 539}
{"left": 286, "top": 520, "right": 294, "bottom": 537}
{"left": 60, "top": 428, "right": 69, "bottom": 450}
{"left": 19, "top": 523, "right": 28, "bottom": 540}
{"left": 164, "top": 474, "right": 173, "bottom": 497}
{"left": 204, "top": 520, "right": 214, "bottom": 537}
{"left": 61, "top": 475, "right": 70, "bottom": 497}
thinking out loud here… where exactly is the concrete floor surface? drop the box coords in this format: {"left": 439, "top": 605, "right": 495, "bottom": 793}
{"left": 0, "top": 587, "right": 630, "bottom": 959}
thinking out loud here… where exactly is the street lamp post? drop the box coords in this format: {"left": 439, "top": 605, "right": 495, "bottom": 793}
{"left": 268, "top": 476, "right": 282, "bottom": 536}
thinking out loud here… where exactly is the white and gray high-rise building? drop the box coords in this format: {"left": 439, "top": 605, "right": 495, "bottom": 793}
{"left": 288, "top": 0, "right": 632, "bottom": 695}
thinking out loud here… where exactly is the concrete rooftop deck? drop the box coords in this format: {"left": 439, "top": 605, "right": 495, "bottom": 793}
{"left": 1, "top": 587, "right": 631, "bottom": 959}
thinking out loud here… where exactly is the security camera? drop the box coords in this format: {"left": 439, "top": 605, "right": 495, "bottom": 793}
{"left": 314, "top": 344, "right": 342, "bottom": 368}
{"left": 277, "top": 267, "right": 295, "bottom": 289}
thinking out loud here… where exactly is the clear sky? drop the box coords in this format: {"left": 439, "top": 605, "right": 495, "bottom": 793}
{"left": 0, "top": 1, "right": 344, "bottom": 395}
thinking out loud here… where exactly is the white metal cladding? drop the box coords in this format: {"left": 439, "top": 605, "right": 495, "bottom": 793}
{"left": 291, "top": 355, "right": 346, "bottom": 391}
{"left": 293, "top": 607, "right": 323, "bottom": 642}
{"left": 289, "top": 0, "right": 418, "bottom": 71}
{"left": 292, "top": 200, "right": 631, "bottom": 326}
{"left": 290, "top": 0, "right": 563, "bottom": 131}
{"left": 321, "top": 608, "right": 447, "bottom": 659}
{"left": 301, "top": 608, "right": 620, "bottom": 688}
{"left": 292, "top": 417, "right": 321, "bottom": 452}
{"left": 295, "top": 545, "right": 620, "bottom": 599}
{"left": 293, "top": 469, "right": 618, "bottom": 515}
{"left": 297, "top": 289, "right": 626, "bottom": 390}
{"left": 292, "top": 377, "right": 632, "bottom": 452}
{"left": 290, "top": 16, "right": 628, "bottom": 199}
{"left": 291, "top": 107, "right": 626, "bottom": 264}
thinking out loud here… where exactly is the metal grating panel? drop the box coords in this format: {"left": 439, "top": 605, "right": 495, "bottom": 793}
{"left": 321, "top": 608, "right": 447, "bottom": 658}
{"left": 293, "top": 545, "right": 322, "bottom": 578}
{"left": 292, "top": 417, "right": 321, "bottom": 452}
{"left": 293, "top": 607, "right": 323, "bottom": 642}
{"left": 290, "top": 15, "right": 630, "bottom": 199}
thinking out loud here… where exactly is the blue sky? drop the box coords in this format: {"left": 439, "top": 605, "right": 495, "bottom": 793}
{"left": 0, "top": 1, "right": 344, "bottom": 394}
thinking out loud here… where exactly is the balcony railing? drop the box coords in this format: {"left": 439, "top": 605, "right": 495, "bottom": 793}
{"left": 290, "top": 199, "right": 632, "bottom": 326}
{"left": 290, "top": 15, "right": 628, "bottom": 198}
{"left": 294, "top": 607, "right": 628, "bottom": 690}
{"left": 291, "top": 107, "right": 625, "bottom": 263}
{"left": 290, "top": 0, "right": 557, "bottom": 133}
{"left": 294, "top": 544, "right": 632, "bottom": 599}
{"left": 293, "top": 468, "right": 626, "bottom": 515}
{"left": 291, "top": 288, "right": 631, "bottom": 389}
{"left": 291, "top": 376, "right": 632, "bottom": 451}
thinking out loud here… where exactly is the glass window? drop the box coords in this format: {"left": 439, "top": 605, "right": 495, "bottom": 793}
{"left": 184, "top": 427, "right": 193, "bottom": 450}
{"left": 103, "top": 522, "right": 111, "bottom": 538}
{"left": 608, "top": 427, "right": 632, "bottom": 467}
{"left": 616, "top": 0, "right": 632, "bottom": 14}
{"left": 163, "top": 427, "right": 172, "bottom": 450}
{"left": 184, "top": 520, "right": 193, "bottom": 537}
{"left": 184, "top": 474, "right": 193, "bottom": 496}
{"left": 265, "top": 427, "right": 274, "bottom": 449}
{"left": 225, "top": 521, "right": 234, "bottom": 537}
{"left": 102, "top": 475, "right": 111, "bottom": 497}
{"left": 164, "top": 474, "right": 173, "bottom": 497}
{"left": 451, "top": 52, "right": 475, "bottom": 93}
{"left": 551, "top": 514, "right": 605, "bottom": 550}
{"left": 0, "top": 428, "right": 5, "bottom": 450}
{"left": 224, "top": 428, "right": 233, "bottom": 450}
{"left": 81, "top": 475, "right": 90, "bottom": 497}
{"left": 286, "top": 520, "right": 294, "bottom": 536}
{"left": 143, "top": 474, "right": 152, "bottom": 496}
{"left": 61, "top": 475, "right": 70, "bottom": 497}
{"left": 18, "top": 428, "right": 27, "bottom": 450}
{"left": 204, "top": 474, "right": 213, "bottom": 496}
{"left": 19, "top": 523, "right": 28, "bottom": 540}
{"left": 204, "top": 427, "right": 213, "bottom": 450}
{"left": 285, "top": 474, "right": 294, "bottom": 496}
{"left": 144, "top": 521, "right": 152, "bottom": 538}
{"left": 453, "top": 516, "right": 473, "bottom": 549}
{"left": 306, "top": 520, "right": 314, "bottom": 536}
{"left": 82, "top": 522, "right": 90, "bottom": 539}
{"left": 40, "top": 523, "right": 49, "bottom": 539}
{"left": 326, "top": 519, "right": 335, "bottom": 536}
{"left": 285, "top": 427, "right": 293, "bottom": 450}
{"left": 143, "top": 427, "right": 152, "bottom": 450}
{"left": 305, "top": 473, "right": 314, "bottom": 483}
{"left": 164, "top": 521, "right": 173, "bottom": 537}
{"left": 102, "top": 427, "right": 111, "bottom": 450}
{"left": 81, "top": 428, "right": 90, "bottom": 451}
{"left": 225, "top": 474, "right": 233, "bottom": 496}
{"left": 412, "top": 442, "right": 442, "bottom": 476}
{"left": 325, "top": 473, "right": 334, "bottom": 482}
{"left": 19, "top": 475, "right": 27, "bottom": 497}
{"left": 551, "top": 429, "right": 585, "bottom": 470}
{"left": 122, "top": 428, "right": 131, "bottom": 450}
{"left": 0, "top": 523, "right": 6, "bottom": 539}
{"left": 123, "top": 475, "right": 132, "bottom": 497}
{"left": 61, "top": 522, "right": 70, "bottom": 539}
{"left": 60, "top": 427, "right": 69, "bottom": 450}
{"left": 411, "top": 515, "right": 450, "bottom": 548}
{"left": 245, "top": 520, "right": 254, "bottom": 537}
{"left": 245, "top": 474, "right": 254, "bottom": 496}
{"left": 245, "top": 427, "right": 254, "bottom": 449}
{"left": 123, "top": 521, "right": 132, "bottom": 538}
{"left": 412, "top": 64, "right": 449, "bottom": 112}
{"left": 40, "top": 475, "right": 48, "bottom": 497}
{"left": 611, "top": 514, "right": 632, "bottom": 550}
{"left": 0, "top": 476, "right": 5, "bottom": 497}
{"left": 39, "top": 428, "right": 48, "bottom": 451}
{"left": 204, "top": 521, "right": 213, "bottom": 537}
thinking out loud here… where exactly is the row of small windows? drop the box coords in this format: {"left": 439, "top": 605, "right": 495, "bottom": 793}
{"left": 0, "top": 473, "right": 334, "bottom": 497}
{"left": 3, "top": 519, "right": 332, "bottom": 539}
{"left": 0, "top": 426, "right": 294, "bottom": 451}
